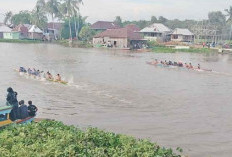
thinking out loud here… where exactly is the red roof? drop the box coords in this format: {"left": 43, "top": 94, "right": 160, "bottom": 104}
{"left": 91, "top": 21, "right": 120, "bottom": 30}
{"left": 94, "top": 25, "right": 143, "bottom": 40}
{"left": 125, "top": 24, "right": 141, "bottom": 31}
{"left": 47, "top": 22, "right": 63, "bottom": 30}
{"left": 12, "top": 24, "right": 28, "bottom": 33}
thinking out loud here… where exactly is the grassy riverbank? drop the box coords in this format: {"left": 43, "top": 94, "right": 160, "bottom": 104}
{"left": 0, "top": 39, "right": 42, "bottom": 44}
{"left": 56, "top": 40, "right": 93, "bottom": 48}
{"left": 0, "top": 120, "right": 183, "bottom": 157}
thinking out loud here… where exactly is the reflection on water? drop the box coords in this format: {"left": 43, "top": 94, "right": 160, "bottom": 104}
{"left": 1, "top": 43, "right": 232, "bottom": 157}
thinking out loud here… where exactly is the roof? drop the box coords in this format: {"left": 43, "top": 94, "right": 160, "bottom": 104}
{"left": 91, "top": 21, "right": 121, "bottom": 30}
{"left": 140, "top": 23, "right": 171, "bottom": 33}
{"left": 0, "top": 25, "right": 12, "bottom": 32}
{"left": 28, "top": 25, "right": 43, "bottom": 33}
{"left": 94, "top": 25, "right": 143, "bottom": 40}
{"left": 12, "top": 24, "right": 28, "bottom": 33}
{"left": 125, "top": 24, "right": 141, "bottom": 31}
{"left": 47, "top": 22, "right": 63, "bottom": 30}
{"left": 23, "top": 24, "right": 32, "bottom": 30}
{"left": 171, "top": 28, "right": 194, "bottom": 36}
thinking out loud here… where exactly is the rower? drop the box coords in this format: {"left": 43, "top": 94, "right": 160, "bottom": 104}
{"left": 56, "top": 74, "right": 61, "bottom": 81}
{"left": 164, "top": 60, "right": 167, "bottom": 65}
{"left": 185, "top": 63, "right": 189, "bottom": 68}
{"left": 19, "top": 67, "right": 26, "bottom": 72}
{"left": 189, "top": 63, "right": 193, "bottom": 69}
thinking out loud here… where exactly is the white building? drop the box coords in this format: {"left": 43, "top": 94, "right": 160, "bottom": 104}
{"left": 139, "top": 23, "right": 171, "bottom": 42}
{"left": 28, "top": 25, "right": 43, "bottom": 40}
{"left": 0, "top": 25, "right": 12, "bottom": 38}
{"left": 171, "top": 28, "right": 194, "bottom": 42}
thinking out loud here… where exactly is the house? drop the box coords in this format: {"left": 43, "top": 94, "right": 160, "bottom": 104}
{"left": 45, "top": 22, "right": 63, "bottom": 40}
{"left": 12, "top": 24, "right": 29, "bottom": 39}
{"left": 139, "top": 23, "right": 171, "bottom": 42}
{"left": 28, "top": 25, "right": 43, "bottom": 40}
{"left": 170, "top": 28, "right": 194, "bottom": 42}
{"left": 91, "top": 21, "right": 121, "bottom": 31}
{"left": 93, "top": 24, "right": 146, "bottom": 49}
{"left": 0, "top": 25, "right": 12, "bottom": 39}
{"left": 3, "top": 32, "right": 21, "bottom": 39}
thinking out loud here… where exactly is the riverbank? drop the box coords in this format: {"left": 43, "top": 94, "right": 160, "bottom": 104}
{"left": 0, "top": 120, "right": 184, "bottom": 157}
{"left": 55, "top": 40, "right": 93, "bottom": 48}
{"left": 151, "top": 46, "right": 214, "bottom": 53}
{"left": 0, "top": 39, "right": 43, "bottom": 44}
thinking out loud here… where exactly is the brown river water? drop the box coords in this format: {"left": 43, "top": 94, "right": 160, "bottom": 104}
{"left": 0, "top": 43, "right": 232, "bottom": 157}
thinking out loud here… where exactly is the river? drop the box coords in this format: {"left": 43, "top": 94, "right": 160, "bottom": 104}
{"left": 0, "top": 43, "right": 232, "bottom": 157}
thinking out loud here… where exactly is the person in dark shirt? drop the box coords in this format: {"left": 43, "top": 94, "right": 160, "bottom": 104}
{"left": 19, "top": 100, "right": 29, "bottom": 119}
{"left": 28, "top": 101, "right": 38, "bottom": 117}
{"left": 6, "top": 87, "right": 19, "bottom": 121}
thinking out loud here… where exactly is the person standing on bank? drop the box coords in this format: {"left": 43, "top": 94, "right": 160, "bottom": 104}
{"left": 28, "top": 101, "right": 38, "bottom": 117}
{"left": 6, "top": 87, "right": 19, "bottom": 121}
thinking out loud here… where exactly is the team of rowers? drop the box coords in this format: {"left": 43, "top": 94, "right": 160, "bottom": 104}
{"left": 150, "top": 59, "right": 201, "bottom": 69}
{"left": 18, "top": 67, "right": 62, "bottom": 81}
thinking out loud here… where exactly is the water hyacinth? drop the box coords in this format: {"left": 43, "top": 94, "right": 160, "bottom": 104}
{"left": 0, "top": 120, "right": 183, "bottom": 157}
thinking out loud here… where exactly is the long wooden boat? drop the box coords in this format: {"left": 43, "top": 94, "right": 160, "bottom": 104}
{"left": 14, "top": 69, "right": 68, "bottom": 85}
{"left": 146, "top": 62, "right": 212, "bottom": 72}
{"left": 0, "top": 105, "right": 35, "bottom": 128}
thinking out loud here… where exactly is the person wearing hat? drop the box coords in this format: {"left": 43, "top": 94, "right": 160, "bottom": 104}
{"left": 6, "top": 87, "right": 19, "bottom": 121}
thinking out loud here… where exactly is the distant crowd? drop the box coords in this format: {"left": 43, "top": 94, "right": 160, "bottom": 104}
{"left": 6, "top": 87, "right": 38, "bottom": 121}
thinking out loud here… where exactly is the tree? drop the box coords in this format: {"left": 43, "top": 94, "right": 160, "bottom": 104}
{"left": 114, "top": 16, "right": 123, "bottom": 27}
{"left": 11, "top": 11, "right": 32, "bottom": 25}
{"left": 208, "top": 11, "right": 226, "bottom": 26}
{"left": 150, "top": 16, "right": 157, "bottom": 24}
{"left": 69, "top": 0, "right": 83, "bottom": 38}
{"left": 46, "top": 0, "right": 60, "bottom": 29}
{"left": 61, "top": 15, "right": 87, "bottom": 39}
{"left": 4, "top": 11, "right": 13, "bottom": 25}
{"left": 158, "top": 16, "right": 168, "bottom": 24}
{"left": 225, "top": 6, "right": 232, "bottom": 23}
{"left": 31, "top": 7, "right": 48, "bottom": 29}
{"left": 79, "top": 25, "right": 96, "bottom": 41}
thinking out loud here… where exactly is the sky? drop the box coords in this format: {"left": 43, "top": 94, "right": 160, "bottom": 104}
{"left": 0, "top": 0, "right": 231, "bottom": 23}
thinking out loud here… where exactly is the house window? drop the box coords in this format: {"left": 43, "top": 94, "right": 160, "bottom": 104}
{"left": 173, "top": 35, "right": 178, "bottom": 39}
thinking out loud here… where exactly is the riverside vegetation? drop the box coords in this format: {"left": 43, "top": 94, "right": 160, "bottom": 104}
{"left": 0, "top": 120, "right": 184, "bottom": 157}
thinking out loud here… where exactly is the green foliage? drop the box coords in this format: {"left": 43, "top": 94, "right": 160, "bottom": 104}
{"left": 61, "top": 16, "right": 87, "bottom": 39}
{"left": 11, "top": 11, "right": 32, "bottom": 25}
{"left": 114, "top": 16, "right": 123, "bottom": 27}
{"left": 0, "top": 120, "right": 182, "bottom": 157}
{"left": 0, "top": 39, "right": 42, "bottom": 43}
{"left": 4, "top": 11, "right": 13, "bottom": 25}
{"left": 79, "top": 25, "right": 96, "bottom": 41}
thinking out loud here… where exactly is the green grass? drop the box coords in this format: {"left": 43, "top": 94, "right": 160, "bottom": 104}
{"left": 0, "top": 120, "right": 183, "bottom": 157}
{"left": 55, "top": 40, "right": 93, "bottom": 48}
{"left": 0, "top": 39, "right": 43, "bottom": 44}
{"left": 151, "top": 46, "right": 213, "bottom": 53}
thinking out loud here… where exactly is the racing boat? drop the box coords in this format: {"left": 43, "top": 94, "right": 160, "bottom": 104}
{"left": 146, "top": 62, "right": 212, "bottom": 72}
{"left": 14, "top": 68, "right": 68, "bottom": 85}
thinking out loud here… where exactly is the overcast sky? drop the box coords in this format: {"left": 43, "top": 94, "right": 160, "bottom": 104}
{"left": 0, "top": 0, "right": 231, "bottom": 23}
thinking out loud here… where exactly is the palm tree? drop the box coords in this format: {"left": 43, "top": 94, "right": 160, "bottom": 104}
{"left": 4, "top": 11, "right": 13, "bottom": 25}
{"left": 71, "top": 0, "right": 83, "bottom": 39}
{"left": 225, "top": 6, "right": 232, "bottom": 23}
{"left": 46, "top": 0, "right": 60, "bottom": 29}
{"left": 31, "top": 6, "right": 48, "bottom": 29}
